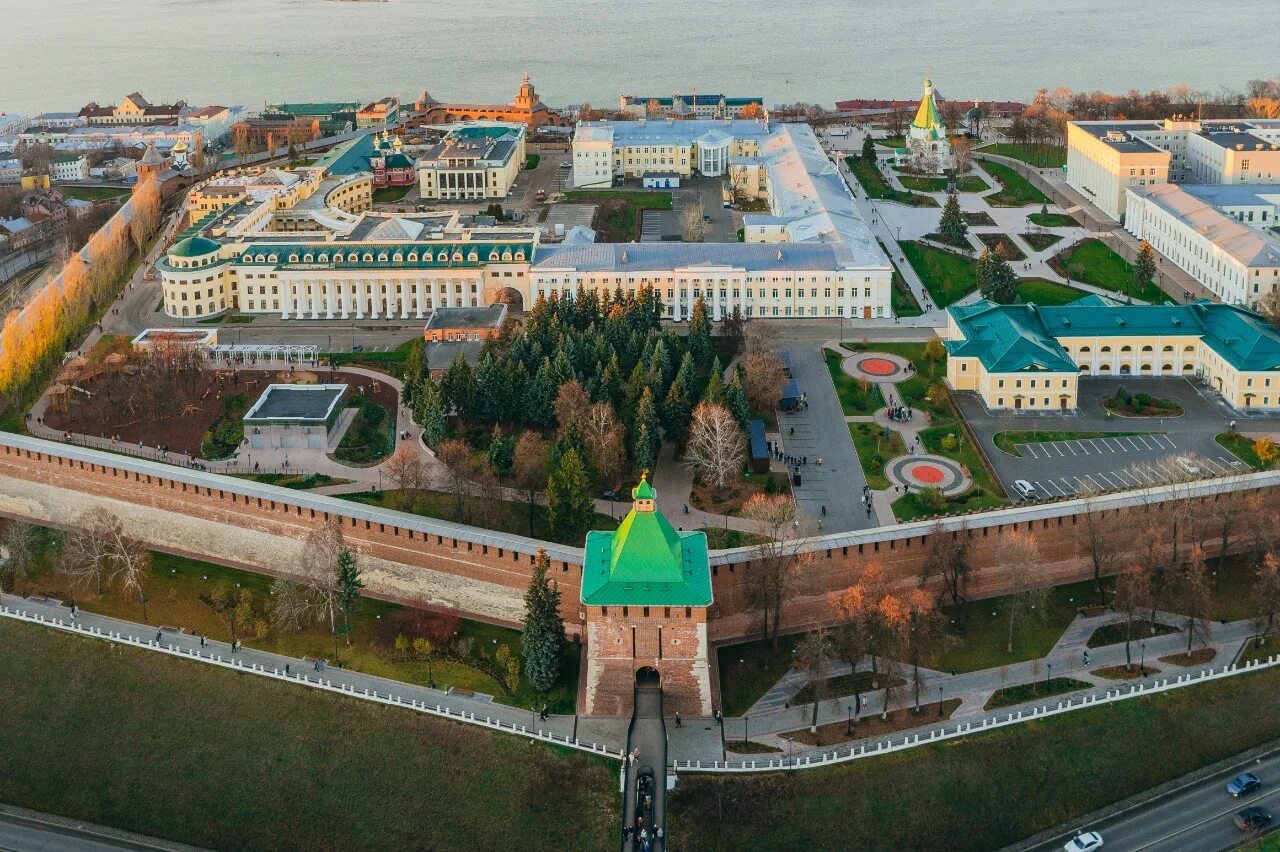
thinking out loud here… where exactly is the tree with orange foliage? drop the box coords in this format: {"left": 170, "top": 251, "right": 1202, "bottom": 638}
{"left": 1174, "top": 545, "right": 1213, "bottom": 658}
{"left": 129, "top": 172, "right": 161, "bottom": 250}
{"left": 737, "top": 102, "right": 764, "bottom": 120}
{"left": 741, "top": 493, "right": 815, "bottom": 648}
{"left": 828, "top": 561, "right": 894, "bottom": 717}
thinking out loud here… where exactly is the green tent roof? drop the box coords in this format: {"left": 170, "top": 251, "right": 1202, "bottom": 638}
{"left": 169, "top": 236, "right": 220, "bottom": 258}
{"left": 912, "top": 78, "right": 943, "bottom": 133}
{"left": 581, "top": 477, "right": 711, "bottom": 607}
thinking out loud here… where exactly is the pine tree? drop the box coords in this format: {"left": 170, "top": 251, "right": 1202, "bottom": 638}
{"left": 688, "top": 297, "right": 712, "bottom": 364}
{"left": 440, "top": 355, "right": 477, "bottom": 419}
{"left": 546, "top": 448, "right": 594, "bottom": 544}
{"left": 601, "top": 352, "right": 623, "bottom": 411}
{"left": 985, "top": 245, "right": 1018, "bottom": 304}
{"left": 726, "top": 370, "right": 751, "bottom": 426}
{"left": 937, "top": 192, "right": 968, "bottom": 248}
{"left": 336, "top": 548, "right": 363, "bottom": 646}
{"left": 861, "top": 134, "right": 876, "bottom": 162}
{"left": 634, "top": 422, "right": 659, "bottom": 472}
{"left": 402, "top": 339, "right": 426, "bottom": 412}
{"left": 486, "top": 427, "right": 516, "bottom": 477}
{"left": 416, "top": 383, "right": 446, "bottom": 448}
{"left": 704, "top": 356, "right": 727, "bottom": 405}
{"left": 1133, "top": 240, "right": 1156, "bottom": 299}
{"left": 526, "top": 358, "right": 558, "bottom": 427}
{"left": 521, "top": 549, "right": 564, "bottom": 693}
{"left": 663, "top": 376, "right": 692, "bottom": 440}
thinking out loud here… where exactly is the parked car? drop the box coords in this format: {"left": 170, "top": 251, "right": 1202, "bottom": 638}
{"left": 1234, "top": 806, "right": 1272, "bottom": 831}
{"left": 1176, "top": 456, "right": 1201, "bottom": 476}
{"left": 351, "top": 344, "right": 364, "bottom": 353}
{"left": 1014, "top": 479, "right": 1037, "bottom": 499}
{"left": 1063, "top": 831, "right": 1103, "bottom": 852}
{"left": 535, "top": 189, "right": 546, "bottom": 202}
{"left": 600, "top": 490, "right": 619, "bottom": 501}
{"left": 1227, "top": 773, "right": 1262, "bottom": 797}
{"left": 559, "top": 161, "right": 572, "bottom": 169}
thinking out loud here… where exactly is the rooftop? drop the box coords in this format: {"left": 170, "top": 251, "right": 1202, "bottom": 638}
{"left": 1131, "top": 183, "right": 1280, "bottom": 267}
{"left": 424, "top": 304, "right": 507, "bottom": 331}
{"left": 243, "top": 384, "right": 347, "bottom": 422}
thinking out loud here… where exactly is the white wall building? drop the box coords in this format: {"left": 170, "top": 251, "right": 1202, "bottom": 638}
{"left": 1126, "top": 182, "right": 1280, "bottom": 307}
{"left": 50, "top": 154, "right": 88, "bottom": 182}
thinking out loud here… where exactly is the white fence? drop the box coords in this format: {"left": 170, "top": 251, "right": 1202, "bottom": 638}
{"left": 0, "top": 605, "right": 623, "bottom": 763}
{"left": 680, "top": 651, "right": 1280, "bottom": 773}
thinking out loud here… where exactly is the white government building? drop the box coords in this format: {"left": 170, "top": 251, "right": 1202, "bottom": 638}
{"left": 1066, "top": 118, "right": 1280, "bottom": 307}
{"left": 160, "top": 122, "right": 894, "bottom": 323}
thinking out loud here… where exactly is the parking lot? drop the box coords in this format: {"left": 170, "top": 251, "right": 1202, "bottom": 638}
{"left": 953, "top": 377, "right": 1279, "bottom": 502}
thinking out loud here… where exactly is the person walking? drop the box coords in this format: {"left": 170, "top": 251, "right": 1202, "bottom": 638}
{"left": 155, "top": 630, "right": 162, "bottom": 643}
{"left": 675, "top": 711, "right": 682, "bottom": 728}
{"left": 286, "top": 663, "right": 291, "bottom": 675}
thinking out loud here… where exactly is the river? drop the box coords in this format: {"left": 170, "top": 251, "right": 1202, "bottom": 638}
{"left": 0, "top": 0, "right": 1270, "bottom": 114}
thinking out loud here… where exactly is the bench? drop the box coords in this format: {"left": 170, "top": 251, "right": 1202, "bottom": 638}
{"left": 1077, "top": 604, "right": 1108, "bottom": 617}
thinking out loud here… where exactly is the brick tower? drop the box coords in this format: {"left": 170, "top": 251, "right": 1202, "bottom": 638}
{"left": 581, "top": 474, "right": 713, "bottom": 717}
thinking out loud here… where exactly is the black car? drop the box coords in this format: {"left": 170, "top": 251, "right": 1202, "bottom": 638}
{"left": 1234, "top": 806, "right": 1272, "bottom": 831}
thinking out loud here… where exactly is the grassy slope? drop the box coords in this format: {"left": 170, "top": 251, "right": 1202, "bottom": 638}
{"left": 1049, "top": 238, "right": 1166, "bottom": 303}
{"left": 844, "top": 157, "right": 937, "bottom": 207}
{"left": 823, "top": 349, "right": 882, "bottom": 415}
{"left": 980, "top": 142, "right": 1067, "bottom": 168}
{"left": 0, "top": 620, "right": 616, "bottom": 852}
{"left": 979, "top": 160, "right": 1050, "bottom": 207}
{"left": 1015, "top": 277, "right": 1087, "bottom": 305}
{"left": 899, "top": 240, "right": 977, "bottom": 307}
{"left": 670, "top": 664, "right": 1280, "bottom": 851}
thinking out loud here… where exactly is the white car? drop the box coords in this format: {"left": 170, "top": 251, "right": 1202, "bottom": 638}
{"left": 1176, "top": 457, "right": 1201, "bottom": 476}
{"left": 1014, "top": 479, "right": 1037, "bottom": 499}
{"left": 1064, "top": 831, "right": 1103, "bottom": 852}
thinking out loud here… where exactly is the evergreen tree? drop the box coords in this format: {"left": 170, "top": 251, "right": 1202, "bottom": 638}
{"left": 704, "top": 356, "right": 727, "bottom": 405}
{"left": 521, "top": 549, "right": 564, "bottom": 693}
{"left": 474, "top": 351, "right": 507, "bottom": 424}
{"left": 977, "top": 247, "right": 1018, "bottom": 304}
{"left": 601, "top": 352, "right": 623, "bottom": 411}
{"left": 486, "top": 428, "right": 516, "bottom": 477}
{"left": 937, "top": 192, "right": 968, "bottom": 248}
{"left": 650, "top": 337, "right": 672, "bottom": 388}
{"left": 336, "top": 548, "right": 363, "bottom": 646}
{"left": 526, "top": 358, "right": 558, "bottom": 427}
{"left": 1133, "top": 240, "right": 1156, "bottom": 299}
{"left": 861, "top": 133, "right": 876, "bottom": 162}
{"left": 416, "top": 383, "right": 447, "bottom": 448}
{"left": 546, "top": 448, "right": 594, "bottom": 544}
{"left": 634, "top": 422, "right": 659, "bottom": 472}
{"left": 663, "top": 376, "right": 692, "bottom": 441}
{"left": 688, "top": 297, "right": 712, "bottom": 364}
{"left": 440, "top": 355, "right": 477, "bottom": 419}
{"left": 726, "top": 370, "right": 751, "bottom": 426}
{"left": 401, "top": 339, "right": 427, "bottom": 412}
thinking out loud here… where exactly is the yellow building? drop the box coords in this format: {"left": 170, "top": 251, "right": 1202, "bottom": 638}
{"left": 945, "top": 296, "right": 1280, "bottom": 412}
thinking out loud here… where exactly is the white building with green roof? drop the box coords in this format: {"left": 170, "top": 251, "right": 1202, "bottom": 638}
{"left": 905, "top": 78, "right": 953, "bottom": 174}
{"left": 581, "top": 475, "right": 713, "bottom": 716}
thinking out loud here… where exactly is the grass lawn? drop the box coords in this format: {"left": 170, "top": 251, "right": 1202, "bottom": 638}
{"left": 1020, "top": 231, "right": 1064, "bottom": 251}
{"left": 562, "top": 190, "right": 672, "bottom": 241}
{"left": 992, "top": 429, "right": 1153, "bottom": 457}
{"left": 57, "top": 185, "right": 129, "bottom": 201}
{"left": 727, "top": 740, "right": 782, "bottom": 754}
{"left": 844, "top": 157, "right": 938, "bottom": 207}
{"left": 230, "top": 472, "right": 352, "bottom": 489}
{"left": 340, "top": 488, "right": 617, "bottom": 547}
{"left": 371, "top": 184, "right": 411, "bottom": 203}
{"left": 931, "top": 579, "right": 1109, "bottom": 673}
{"left": 524, "top": 153, "right": 540, "bottom": 170}
{"left": 671, "top": 664, "right": 1280, "bottom": 850}
{"left": 824, "top": 349, "right": 883, "bottom": 415}
{"left": 1029, "top": 211, "right": 1079, "bottom": 228}
{"left": 562, "top": 190, "right": 673, "bottom": 208}
{"left": 332, "top": 396, "right": 394, "bottom": 464}
{"left": 899, "top": 240, "right": 977, "bottom": 307}
{"left": 1049, "top": 238, "right": 1166, "bottom": 303}
{"left": 716, "top": 634, "right": 804, "bottom": 716}
{"left": 20, "top": 548, "right": 581, "bottom": 712}
{"left": 975, "top": 232, "right": 1026, "bottom": 260}
{"left": 980, "top": 143, "right": 1067, "bottom": 168}
{"left": 0, "top": 620, "right": 614, "bottom": 851}
{"left": 699, "top": 527, "right": 770, "bottom": 549}
{"left": 849, "top": 422, "right": 905, "bottom": 490}
{"left": 324, "top": 337, "right": 419, "bottom": 378}
{"left": 838, "top": 342, "right": 947, "bottom": 419}
{"left": 1015, "top": 277, "right": 1087, "bottom": 305}
{"left": 1087, "top": 620, "right": 1178, "bottom": 648}
{"left": 979, "top": 160, "right": 1050, "bottom": 207}
{"left": 1217, "top": 431, "right": 1272, "bottom": 469}
{"left": 877, "top": 238, "right": 923, "bottom": 317}
{"left": 984, "top": 677, "right": 1095, "bottom": 710}
{"left": 197, "top": 312, "right": 255, "bottom": 324}
{"left": 898, "top": 174, "right": 987, "bottom": 193}
{"left": 790, "top": 671, "right": 904, "bottom": 707}
{"left": 893, "top": 417, "right": 1010, "bottom": 522}
{"left": 1103, "top": 394, "right": 1182, "bottom": 417}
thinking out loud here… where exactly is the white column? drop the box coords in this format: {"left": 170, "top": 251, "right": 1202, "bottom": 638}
{"left": 294, "top": 282, "right": 306, "bottom": 319}
{"left": 740, "top": 279, "right": 748, "bottom": 317}
{"left": 326, "top": 281, "right": 337, "bottom": 319}
{"left": 384, "top": 277, "right": 396, "bottom": 318}
{"left": 400, "top": 280, "right": 410, "bottom": 318}
{"left": 309, "top": 280, "right": 321, "bottom": 319}
{"left": 415, "top": 279, "right": 425, "bottom": 318}
{"left": 355, "top": 281, "right": 365, "bottom": 319}
{"left": 712, "top": 281, "right": 722, "bottom": 321}
{"left": 672, "top": 279, "right": 682, "bottom": 322}
{"left": 340, "top": 282, "right": 349, "bottom": 319}
{"left": 280, "top": 279, "right": 292, "bottom": 319}
{"left": 370, "top": 278, "right": 381, "bottom": 318}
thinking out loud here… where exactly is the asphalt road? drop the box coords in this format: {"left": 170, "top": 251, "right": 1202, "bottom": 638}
{"left": 1026, "top": 748, "right": 1280, "bottom": 852}
{"left": 621, "top": 673, "right": 667, "bottom": 852}
{"left": 0, "top": 808, "right": 192, "bottom": 851}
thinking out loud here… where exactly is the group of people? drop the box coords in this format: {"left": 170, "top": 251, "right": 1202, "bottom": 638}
{"left": 886, "top": 402, "right": 914, "bottom": 423}
{"left": 623, "top": 771, "right": 663, "bottom": 851}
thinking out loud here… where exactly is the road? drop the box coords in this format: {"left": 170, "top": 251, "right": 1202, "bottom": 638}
{"left": 1025, "top": 747, "right": 1280, "bottom": 852}
{"left": 621, "top": 670, "right": 667, "bottom": 852}
{"left": 0, "top": 805, "right": 202, "bottom": 851}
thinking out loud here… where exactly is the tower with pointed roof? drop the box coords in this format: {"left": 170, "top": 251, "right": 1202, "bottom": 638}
{"left": 905, "top": 77, "right": 954, "bottom": 174}
{"left": 581, "top": 474, "right": 713, "bottom": 716}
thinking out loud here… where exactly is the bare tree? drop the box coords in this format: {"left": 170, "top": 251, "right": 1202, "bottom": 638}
{"left": 1253, "top": 552, "right": 1280, "bottom": 648}
{"left": 1175, "top": 545, "right": 1213, "bottom": 657}
{"left": 0, "top": 519, "right": 37, "bottom": 599}
{"left": 581, "top": 401, "right": 625, "bottom": 490}
{"left": 1074, "top": 490, "right": 1124, "bottom": 592}
{"left": 270, "top": 578, "right": 315, "bottom": 632}
{"left": 740, "top": 353, "right": 787, "bottom": 413}
{"left": 1113, "top": 563, "right": 1151, "bottom": 671}
{"left": 998, "top": 533, "right": 1048, "bottom": 654}
{"left": 684, "top": 402, "right": 746, "bottom": 488}
{"left": 297, "top": 517, "right": 346, "bottom": 638}
{"left": 512, "top": 431, "right": 550, "bottom": 536}
{"left": 741, "top": 494, "right": 815, "bottom": 647}
{"left": 951, "top": 136, "right": 974, "bottom": 174}
{"left": 742, "top": 322, "right": 781, "bottom": 356}
{"left": 104, "top": 522, "right": 150, "bottom": 620}
{"left": 793, "top": 629, "right": 837, "bottom": 732}
{"left": 680, "top": 196, "right": 706, "bottom": 242}
{"left": 435, "top": 439, "right": 472, "bottom": 522}
{"left": 61, "top": 507, "right": 121, "bottom": 595}
{"left": 384, "top": 442, "right": 426, "bottom": 509}
{"left": 919, "top": 520, "right": 971, "bottom": 605}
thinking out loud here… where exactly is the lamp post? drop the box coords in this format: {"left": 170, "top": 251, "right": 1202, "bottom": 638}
{"left": 1046, "top": 662, "right": 1052, "bottom": 692}
{"left": 787, "top": 736, "right": 795, "bottom": 771}
{"left": 847, "top": 703, "right": 853, "bottom": 735}
{"left": 938, "top": 685, "right": 945, "bottom": 717}
{"left": 1140, "top": 642, "right": 1146, "bottom": 677}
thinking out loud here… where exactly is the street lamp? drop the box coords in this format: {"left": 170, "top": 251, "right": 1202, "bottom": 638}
{"left": 847, "top": 703, "right": 853, "bottom": 734}
{"left": 744, "top": 715, "right": 749, "bottom": 748}
{"left": 787, "top": 736, "right": 795, "bottom": 771}
{"left": 1046, "top": 662, "right": 1052, "bottom": 691}
{"left": 1140, "top": 642, "right": 1147, "bottom": 676}
{"left": 938, "top": 685, "right": 945, "bottom": 717}
{"left": 896, "top": 225, "right": 902, "bottom": 242}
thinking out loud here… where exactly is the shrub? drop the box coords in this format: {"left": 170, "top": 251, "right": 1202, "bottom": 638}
{"left": 764, "top": 474, "right": 777, "bottom": 494}
{"left": 1115, "top": 385, "right": 1132, "bottom": 403}
{"left": 920, "top": 487, "right": 946, "bottom": 512}
{"left": 1134, "top": 392, "right": 1153, "bottom": 408}
{"left": 940, "top": 434, "right": 959, "bottom": 451}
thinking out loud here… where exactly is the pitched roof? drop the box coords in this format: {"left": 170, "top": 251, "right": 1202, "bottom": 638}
{"left": 912, "top": 79, "right": 943, "bottom": 133}
{"left": 581, "top": 477, "right": 711, "bottom": 607}
{"left": 944, "top": 301, "right": 1083, "bottom": 373}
